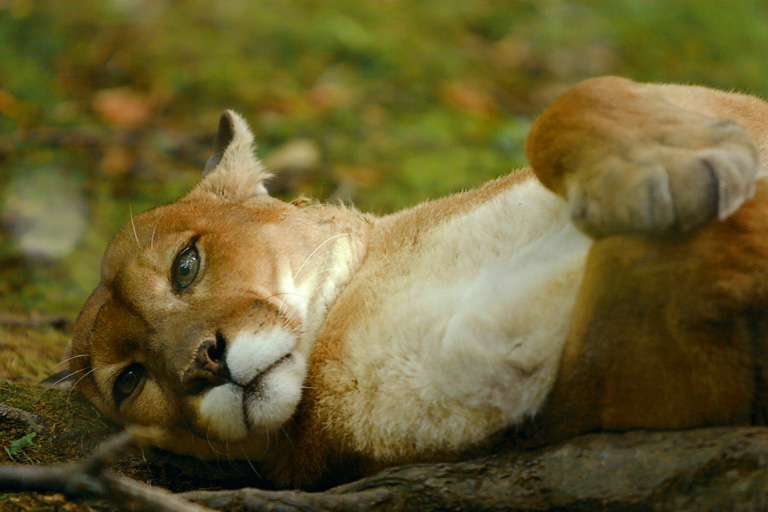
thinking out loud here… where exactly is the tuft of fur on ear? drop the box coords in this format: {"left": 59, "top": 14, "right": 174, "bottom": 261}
{"left": 194, "top": 110, "right": 272, "bottom": 201}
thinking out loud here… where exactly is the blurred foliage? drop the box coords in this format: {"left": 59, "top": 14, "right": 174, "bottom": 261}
{"left": 1, "top": 0, "right": 768, "bottom": 324}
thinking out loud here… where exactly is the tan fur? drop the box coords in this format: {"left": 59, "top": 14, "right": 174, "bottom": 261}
{"left": 68, "top": 79, "right": 768, "bottom": 488}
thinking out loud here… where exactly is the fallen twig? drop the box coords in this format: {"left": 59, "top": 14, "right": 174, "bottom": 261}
{"left": 182, "top": 427, "right": 768, "bottom": 512}
{"left": 0, "top": 404, "right": 49, "bottom": 435}
{"left": 3, "top": 427, "right": 768, "bottom": 512}
{"left": 183, "top": 487, "right": 392, "bottom": 512}
{"left": 0, "top": 430, "right": 213, "bottom": 512}
{"left": 0, "top": 311, "right": 71, "bottom": 331}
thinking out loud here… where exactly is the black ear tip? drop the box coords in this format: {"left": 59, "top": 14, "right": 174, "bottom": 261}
{"left": 217, "top": 111, "right": 236, "bottom": 149}
{"left": 203, "top": 110, "right": 238, "bottom": 176}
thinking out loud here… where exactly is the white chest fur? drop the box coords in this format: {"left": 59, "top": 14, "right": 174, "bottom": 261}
{"left": 325, "top": 179, "right": 593, "bottom": 460}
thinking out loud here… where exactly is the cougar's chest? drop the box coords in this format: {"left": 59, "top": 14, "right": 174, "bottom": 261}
{"left": 303, "top": 177, "right": 593, "bottom": 460}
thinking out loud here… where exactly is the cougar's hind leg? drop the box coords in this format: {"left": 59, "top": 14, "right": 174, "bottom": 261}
{"left": 533, "top": 180, "right": 768, "bottom": 441}
{"left": 750, "top": 306, "right": 768, "bottom": 425}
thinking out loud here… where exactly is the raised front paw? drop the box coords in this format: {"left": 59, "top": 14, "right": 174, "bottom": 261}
{"left": 567, "top": 119, "right": 760, "bottom": 238}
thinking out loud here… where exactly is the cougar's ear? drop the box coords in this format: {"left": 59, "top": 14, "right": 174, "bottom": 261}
{"left": 192, "top": 110, "right": 272, "bottom": 201}
{"left": 40, "top": 369, "right": 76, "bottom": 391}
{"left": 40, "top": 346, "right": 76, "bottom": 391}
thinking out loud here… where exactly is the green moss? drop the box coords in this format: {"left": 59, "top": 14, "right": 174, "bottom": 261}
{"left": 0, "top": 381, "right": 116, "bottom": 465}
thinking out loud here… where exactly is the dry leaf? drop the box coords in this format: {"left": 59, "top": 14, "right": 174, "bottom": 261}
{"left": 92, "top": 87, "right": 151, "bottom": 126}
{"left": 439, "top": 81, "right": 497, "bottom": 116}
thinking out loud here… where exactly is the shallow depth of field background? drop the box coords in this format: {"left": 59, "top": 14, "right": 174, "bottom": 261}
{"left": 2, "top": 0, "right": 768, "bottom": 382}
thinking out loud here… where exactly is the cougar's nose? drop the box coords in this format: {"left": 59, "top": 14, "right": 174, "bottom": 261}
{"left": 183, "top": 334, "right": 231, "bottom": 395}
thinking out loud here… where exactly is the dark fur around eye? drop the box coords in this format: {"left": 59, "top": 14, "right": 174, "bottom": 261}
{"left": 113, "top": 363, "right": 144, "bottom": 405}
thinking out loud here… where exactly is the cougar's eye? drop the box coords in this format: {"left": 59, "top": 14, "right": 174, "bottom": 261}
{"left": 172, "top": 242, "right": 200, "bottom": 290}
{"left": 114, "top": 363, "right": 144, "bottom": 405}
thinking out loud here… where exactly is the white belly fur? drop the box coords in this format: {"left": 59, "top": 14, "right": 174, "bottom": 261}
{"left": 335, "top": 179, "right": 593, "bottom": 460}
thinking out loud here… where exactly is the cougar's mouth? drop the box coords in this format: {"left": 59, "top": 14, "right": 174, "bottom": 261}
{"left": 243, "top": 352, "right": 293, "bottom": 399}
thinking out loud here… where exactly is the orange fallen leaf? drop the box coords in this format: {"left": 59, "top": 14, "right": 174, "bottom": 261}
{"left": 99, "top": 146, "right": 133, "bottom": 178}
{"left": 439, "top": 80, "right": 497, "bottom": 116}
{"left": 0, "top": 89, "right": 20, "bottom": 117}
{"left": 333, "top": 164, "right": 382, "bottom": 188}
{"left": 92, "top": 87, "right": 151, "bottom": 126}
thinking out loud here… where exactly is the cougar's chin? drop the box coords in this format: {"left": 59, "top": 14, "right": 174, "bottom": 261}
{"left": 197, "top": 383, "right": 249, "bottom": 441}
{"left": 242, "top": 351, "right": 306, "bottom": 431}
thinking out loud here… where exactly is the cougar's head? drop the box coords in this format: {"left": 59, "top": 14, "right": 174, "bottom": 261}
{"left": 65, "top": 112, "right": 344, "bottom": 459}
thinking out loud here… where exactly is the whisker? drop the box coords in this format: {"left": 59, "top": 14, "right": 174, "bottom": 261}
{"left": 141, "top": 450, "right": 150, "bottom": 472}
{"left": 282, "top": 308, "right": 297, "bottom": 327}
{"left": 303, "top": 267, "right": 342, "bottom": 283}
{"left": 67, "top": 368, "right": 95, "bottom": 401}
{"left": 243, "top": 454, "right": 261, "bottom": 477}
{"left": 262, "top": 291, "right": 307, "bottom": 301}
{"left": 262, "top": 291, "right": 308, "bottom": 327}
{"left": 206, "top": 430, "right": 226, "bottom": 456}
{"left": 276, "top": 298, "right": 288, "bottom": 318}
{"left": 292, "top": 233, "right": 351, "bottom": 281}
{"left": 129, "top": 204, "right": 143, "bottom": 250}
{"left": 150, "top": 221, "right": 159, "bottom": 251}
{"left": 50, "top": 366, "right": 89, "bottom": 386}
{"left": 279, "top": 425, "right": 294, "bottom": 449}
{"left": 59, "top": 365, "right": 90, "bottom": 380}
{"left": 48, "top": 353, "right": 89, "bottom": 371}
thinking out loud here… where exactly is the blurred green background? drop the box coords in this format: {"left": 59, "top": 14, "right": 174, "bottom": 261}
{"left": 2, "top": 0, "right": 768, "bottom": 334}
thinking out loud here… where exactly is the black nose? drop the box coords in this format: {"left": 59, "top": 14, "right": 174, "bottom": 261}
{"left": 183, "top": 333, "right": 231, "bottom": 395}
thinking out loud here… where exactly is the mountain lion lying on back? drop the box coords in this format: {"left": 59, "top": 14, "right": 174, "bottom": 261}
{"left": 62, "top": 76, "right": 768, "bottom": 488}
